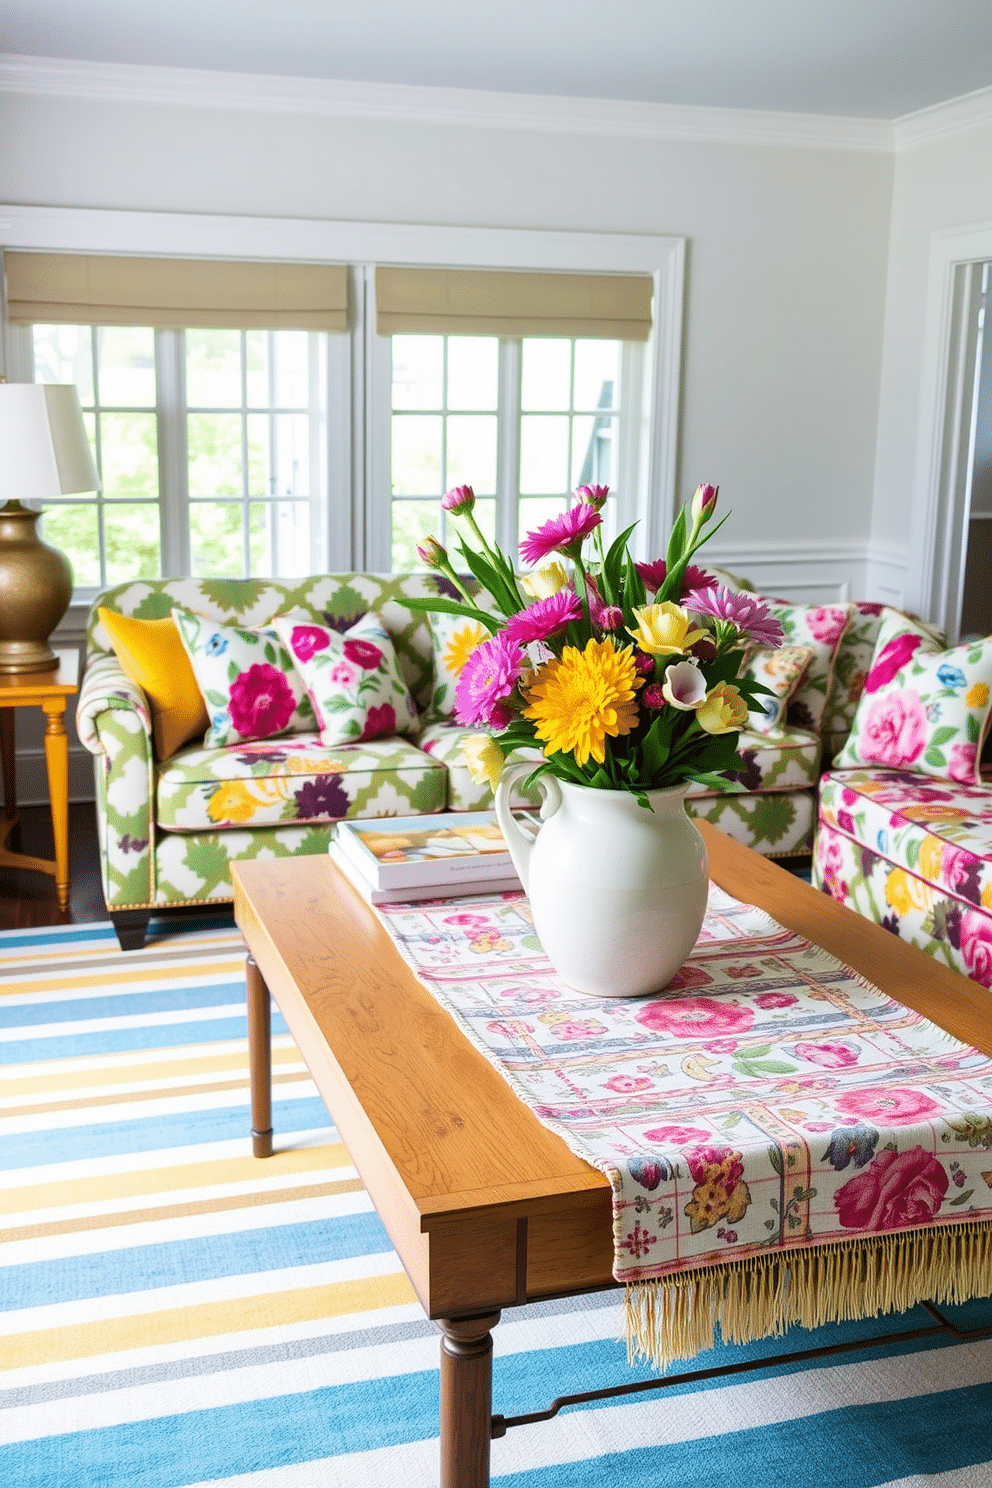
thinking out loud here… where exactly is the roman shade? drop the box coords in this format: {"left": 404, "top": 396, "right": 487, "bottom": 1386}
{"left": 375, "top": 267, "right": 653, "bottom": 340}
{"left": 4, "top": 252, "right": 349, "bottom": 331}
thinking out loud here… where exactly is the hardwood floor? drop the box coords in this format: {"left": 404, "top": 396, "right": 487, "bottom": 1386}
{"left": 0, "top": 800, "right": 109, "bottom": 929}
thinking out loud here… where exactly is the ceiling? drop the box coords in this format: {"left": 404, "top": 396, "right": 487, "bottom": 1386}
{"left": 3, "top": 0, "right": 992, "bottom": 120}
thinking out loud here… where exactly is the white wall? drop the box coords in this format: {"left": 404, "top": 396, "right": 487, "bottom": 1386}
{"left": 871, "top": 105, "right": 992, "bottom": 613}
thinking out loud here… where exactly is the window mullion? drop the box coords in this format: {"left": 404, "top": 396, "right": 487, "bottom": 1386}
{"left": 496, "top": 338, "right": 521, "bottom": 557}
{"left": 156, "top": 329, "right": 189, "bottom": 576}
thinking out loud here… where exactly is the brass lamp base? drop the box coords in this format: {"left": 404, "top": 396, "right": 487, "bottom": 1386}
{"left": 0, "top": 499, "right": 73, "bottom": 674}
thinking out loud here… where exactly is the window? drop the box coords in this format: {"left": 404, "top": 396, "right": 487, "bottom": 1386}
{"left": 31, "top": 324, "right": 332, "bottom": 590}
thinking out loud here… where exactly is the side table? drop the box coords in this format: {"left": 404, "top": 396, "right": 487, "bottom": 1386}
{"left": 0, "top": 649, "right": 79, "bottom": 911}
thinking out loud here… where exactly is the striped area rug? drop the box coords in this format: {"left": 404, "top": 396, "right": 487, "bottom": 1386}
{"left": 3, "top": 915, "right": 992, "bottom": 1488}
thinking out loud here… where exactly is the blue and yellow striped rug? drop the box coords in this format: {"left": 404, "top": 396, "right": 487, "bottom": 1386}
{"left": 3, "top": 914, "right": 992, "bottom": 1488}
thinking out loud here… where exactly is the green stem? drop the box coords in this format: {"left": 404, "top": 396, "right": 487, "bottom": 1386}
{"left": 464, "top": 509, "right": 501, "bottom": 568}
{"left": 439, "top": 559, "right": 477, "bottom": 606}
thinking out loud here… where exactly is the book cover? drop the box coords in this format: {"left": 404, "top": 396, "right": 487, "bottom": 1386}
{"left": 333, "top": 810, "right": 538, "bottom": 890}
{"left": 327, "top": 840, "right": 523, "bottom": 905}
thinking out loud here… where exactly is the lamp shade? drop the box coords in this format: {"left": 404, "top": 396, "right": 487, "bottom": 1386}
{"left": 0, "top": 383, "right": 100, "bottom": 672}
{"left": 0, "top": 383, "right": 100, "bottom": 501}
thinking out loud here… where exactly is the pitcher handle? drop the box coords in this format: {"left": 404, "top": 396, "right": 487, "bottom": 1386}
{"left": 494, "top": 762, "right": 561, "bottom": 897}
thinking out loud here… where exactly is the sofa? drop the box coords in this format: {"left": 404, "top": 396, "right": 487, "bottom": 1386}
{"left": 79, "top": 572, "right": 835, "bottom": 949}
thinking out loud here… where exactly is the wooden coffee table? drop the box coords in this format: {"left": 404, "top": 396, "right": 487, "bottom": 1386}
{"left": 231, "top": 823, "right": 992, "bottom": 1488}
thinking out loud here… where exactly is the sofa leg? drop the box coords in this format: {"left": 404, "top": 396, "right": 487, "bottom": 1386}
{"left": 111, "top": 909, "right": 151, "bottom": 952}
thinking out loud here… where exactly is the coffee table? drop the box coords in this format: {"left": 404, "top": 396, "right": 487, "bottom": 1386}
{"left": 231, "top": 822, "right": 992, "bottom": 1487}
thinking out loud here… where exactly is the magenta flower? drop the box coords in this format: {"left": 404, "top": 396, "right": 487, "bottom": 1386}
{"left": 834, "top": 1086, "right": 942, "bottom": 1126}
{"left": 642, "top": 683, "right": 666, "bottom": 709}
{"left": 691, "top": 483, "right": 719, "bottom": 521}
{"left": 442, "top": 484, "right": 475, "bottom": 513}
{"left": 520, "top": 504, "right": 601, "bottom": 566}
{"left": 343, "top": 638, "right": 384, "bottom": 670}
{"left": 857, "top": 689, "right": 927, "bottom": 769}
{"left": 503, "top": 590, "right": 582, "bottom": 647}
{"left": 754, "top": 991, "right": 798, "bottom": 1009}
{"left": 635, "top": 996, "right": 754, "bottom": 1039}
{"left": 683, "top": 584, "right": 784, "bottom": 648}
{"left": 289, "top": 624, "right": 330, "bottom": 663}
{"left": 597, "top": 606, "right": 623, "bottom": 632}
{"left": 575, "top": 483, "right": 609, "bottom": 511}
{"left": 228, "top": 663, "right": 296, "bottom": 740}
{"left": 960, "top": 910, "right": 992, "bottom": 986}
{"left": 864, "top": 633, "right": 923, "bottom": 693}
{"left": 633, "top": 650, "right": 656, "bottom": 676}
{"left": 454, "top": 632, "right": 525, "bottom": 727}
{"left": 359, "top": 703, "right": 396, "bottom": 741}
{"left": 793, "top": 1041, "right": 860, "bottom": 1068}
{"left": 635, "top": 558, "right": 668, "bottom": 591}
{"left": 417, "top": 535, "right": 447, "bottom": 569}
{"left": 834, "top": 1146, "right": 948, "bottom": 1231}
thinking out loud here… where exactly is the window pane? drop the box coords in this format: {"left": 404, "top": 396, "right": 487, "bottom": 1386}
{"left": 186, "top": 329, "right": 242, "bottom": 408}
{"left": 99, "top": 412, "right": 158, "bottom": 496}
{"left": 518, "top": 497, "right": 565, "bottom": 556}
{"left": 391, "top": 414, "right": 442, "bottom": 495}
{"left": 392, "top": 336, "right": 443, "bottom": 411}
{"left": 446, "top": 414, "right": 497, "bottom": 494}
{"left": 447, "top": 338, "right": 498, "bottom": 410}
{"left": 571, "top": 413, "right": 617, "bottom": 489}
{"left": 103, "top": 503, "right": 161, "bottom": 583}
{"left": 189, "top": 501, "right": 245, "bottom": 576}
{"left": 270, "top": 413, "right": 311, "bottom": 496}
{"left": 96, "top": 328, "right": 156, "bottom": 407}
{"left": 246, "top": 413, "right": 270, "bottom": 497}
{"left": 39, "top": 503, "right": 100, "bottom": 587}
{"left": 573, "top": 340, "right": 619, "bottom": 412}
{"left": 245, "top": 331, "right": 269, "bottom": 408}
{"left": 521, "top": 340, "right": 571, "bottom": 411}
{"left": 519, "top": 414, "right": 569, "bottom": 494}
{"left": 188, "top": 414, "right": 243, "bottom": 496}
{"left": 392, "top": 499, "right": 443, "bottom": 572}
{"left": 249, "top": 500, "right": 311, "bottom": 578}
{"left": 272, "top": 331, "right": 309, "bottom": 408}
{"left": 33, "top": 325, "right": 94, "bottom": 404}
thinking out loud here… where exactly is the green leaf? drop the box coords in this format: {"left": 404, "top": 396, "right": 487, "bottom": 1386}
{"left": 929, "top": 725, "right": 958, "bottom": 747}
{"left": 949, "top": 1189, "right": 975, "bottom": 1206}
{"left": 923, "top": 746, "right": 947, "bottom": 768}
{"left": 403, "top": 595, "right": 501, "bottom": 631}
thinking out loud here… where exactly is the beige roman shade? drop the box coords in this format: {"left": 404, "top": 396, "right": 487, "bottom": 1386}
{"left": 5, "top": 252, "right": 349, "bottom": 331}
{"left": 375, "top": 267, "right": 653, "bottom": 341}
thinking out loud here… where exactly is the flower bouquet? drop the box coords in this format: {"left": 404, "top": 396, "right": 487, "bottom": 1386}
{"left": 410, "top": 482, "right": 783, "bottom": 805}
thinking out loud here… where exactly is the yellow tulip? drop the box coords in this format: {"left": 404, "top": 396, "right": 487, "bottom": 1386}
{"left": 627, "top": 602, "right": 708, "bottom": 656}
{"left": 521, "top": 561, "right": 570, "bottom": 599}
{"left": 697, "top": 682, "right": 749, "bottom": 734}
{"left": 461, "top": 733, "right": 505, "bottom": 788}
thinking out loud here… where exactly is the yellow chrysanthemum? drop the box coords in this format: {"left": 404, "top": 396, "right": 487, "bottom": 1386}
{"left": 523, "top": 638, "right": 641, "bottom": 767}
{"left": 207, "top": 779, "right": 264, "bottom": 823}
{"left": 967, "top": 683, "right": 989, "bottom": 709}
{"left": 697, "top": 682, "right": 749, "bottom": 735}
{"left": 627, "top": 602, "right": 708, "bottom": 656}
{"left": 444, "top": 621, "right": 488, "bottom": 678}
{"left": 461, "top": 733, "right": 505, "bottom": 788}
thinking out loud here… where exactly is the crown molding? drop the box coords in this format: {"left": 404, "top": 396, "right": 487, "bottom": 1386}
{"left": 0, "top": 53, "right": 893, "bottom": 153}
{"left": 894, "top": 84, "right": 992, "bottom": 149}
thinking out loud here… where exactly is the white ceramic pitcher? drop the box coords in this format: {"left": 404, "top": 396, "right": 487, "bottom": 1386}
{"left": 494, "top": 763, "right": 709, "bottom": 998}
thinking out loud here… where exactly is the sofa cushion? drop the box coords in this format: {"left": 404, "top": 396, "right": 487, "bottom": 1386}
{"left": 172, "top": 606, "right": 316, "bottom": 747}
{"left": 274, "top": 614, "right": 419, "bottom": 746}
{"left": 742, "top": 644, "right": 815, "bottom": 732}
{"left": 156, "top": 733, "right": 447, "bottom": 831}
{"left": 835, "top": 611, "right": 992, "bottom": 785}
{"left": 821, "top": 603, "right": 946, "bottom": 766}
{"left": 764, "top": 601, "right": 854, "bottom": 733}
{"left": 417, "top": 721, "right": 543, "bottom": 810}
{"left": 686, "top": 724, "right": 822, "bottom": 796}
{"left": 97, "top": 607, "right": 209, "bottom": 760}
{"left": 426, "top": 610, "right": 492, "bottom": 720}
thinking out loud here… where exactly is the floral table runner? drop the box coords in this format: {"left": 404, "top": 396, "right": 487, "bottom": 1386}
{"left": 373, "top": 883, "right": 992, "bottom": 1364}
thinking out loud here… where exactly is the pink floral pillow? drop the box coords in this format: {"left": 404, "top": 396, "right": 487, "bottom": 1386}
{"left": 835, "top": 608, "right": 992, "bottom": 785}
{"left": 765, "top": 602, "right": 855, "bottom": 733}
{"left": 742, "top": 644, "right": 815, "bottom": 733}
{"left": 275, "top": 614, "right": 419, "bottom": 747}
{"left": 172, "top": 606, "right": 315, "bottom": 748}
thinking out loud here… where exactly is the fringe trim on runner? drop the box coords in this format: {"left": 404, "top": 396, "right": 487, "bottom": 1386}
{"left": 623, "top": 1221, "right": 992, "bottom": 1371}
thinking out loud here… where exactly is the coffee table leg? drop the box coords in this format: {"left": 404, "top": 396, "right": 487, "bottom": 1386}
{"left": 245, "top": 954, "right": 273, "bottom": 1157}
{"left": 438, "top": 1312, "right": 501, "bottom": 1488}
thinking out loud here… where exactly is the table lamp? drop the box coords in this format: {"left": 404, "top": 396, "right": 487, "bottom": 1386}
{"left": 0, "top": 383, "right": 100, "bottom": 673}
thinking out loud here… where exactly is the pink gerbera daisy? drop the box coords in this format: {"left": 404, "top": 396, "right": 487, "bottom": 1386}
{"left": 519, "top": 505, "right": 601, "bottom": 566}
{"left": 683, "top": 584, "right": 784, "bottom": 648}
{"left": 635, "top": 559, "right": 719, "bottom": 597}
{"left": 503, "top": 590, "right": 582, "bottom": 647}
{"left": 454, "top": 632, "right": 525, "bottom": 727}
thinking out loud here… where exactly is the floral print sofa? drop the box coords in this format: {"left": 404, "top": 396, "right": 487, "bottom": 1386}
{"left": 79, "top": 573, "right": 844, "bottom": 949}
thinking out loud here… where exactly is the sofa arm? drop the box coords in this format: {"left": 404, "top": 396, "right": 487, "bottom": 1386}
{"left": 80, "top": 653, "right": 156, "bottom": 910}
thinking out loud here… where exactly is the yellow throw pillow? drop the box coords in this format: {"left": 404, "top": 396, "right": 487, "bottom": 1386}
{"left": 98, "top": 608, "right": 209, "bottom": 760}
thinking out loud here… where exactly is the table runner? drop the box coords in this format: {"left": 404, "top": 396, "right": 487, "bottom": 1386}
{"left": 373, "top": 883, "right": 992, "bottom": 1368}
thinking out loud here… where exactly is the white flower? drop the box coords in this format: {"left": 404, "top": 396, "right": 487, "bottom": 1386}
{"left": 661, "top": 659, "right": 707, "bottom": 711}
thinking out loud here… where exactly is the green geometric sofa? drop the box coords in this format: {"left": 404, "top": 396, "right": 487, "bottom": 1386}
{"left": 79, "top": 572, "right": 841, "bottom": 950}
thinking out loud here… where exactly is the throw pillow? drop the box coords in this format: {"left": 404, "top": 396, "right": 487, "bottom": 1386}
{"left": 427, "top": 610, "right": 493, "bottom": 719}
{"left": 764, "top": 601, "right": 855, "bottom": 733}
{"left": 822, "top": 603, "right": 946, "bottom": 764}
{"left": 172, "top": 606, "right": 316, "bottom": 748}
{"left": 97, "top": 607, "right": 210, "bottom": 760}
{"left": 834, "top": 607, "right": 992, "bottom": 785}
{"left": 274, "top": 614, "right": 419, "bottom": 746}
{"left": 743, "top": 644, "right": 816, "bottom": 732}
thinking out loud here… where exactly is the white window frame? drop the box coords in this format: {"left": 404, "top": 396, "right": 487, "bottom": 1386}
{"left": 0, "top": 207, "right": 685, "bottom": 586}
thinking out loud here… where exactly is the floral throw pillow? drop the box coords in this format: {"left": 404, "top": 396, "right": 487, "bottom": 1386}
{"left": 765, "top": 602, "right": 855, "bottom": 733}
{"left": 834, "top": 608, "right": 992, "bottom": 785}
{"left": 427, "top": 610, "right": 493, "bottom": 719}
{"left": 172, "top": 606, "right": 315, "bottom": 748}
{"left": 274, "top": 614, "right": 419, "bottom": 746}
{"left": 743, "top": 644, "right": 816, "bottom": 732}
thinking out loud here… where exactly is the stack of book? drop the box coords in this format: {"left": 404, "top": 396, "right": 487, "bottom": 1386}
{"left": 328, "top": 809, "right": 539, "bottom": 904}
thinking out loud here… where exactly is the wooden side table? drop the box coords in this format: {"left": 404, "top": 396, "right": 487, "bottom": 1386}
{"left": 0, "top": 649, "right": 79, "bottom": 911}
